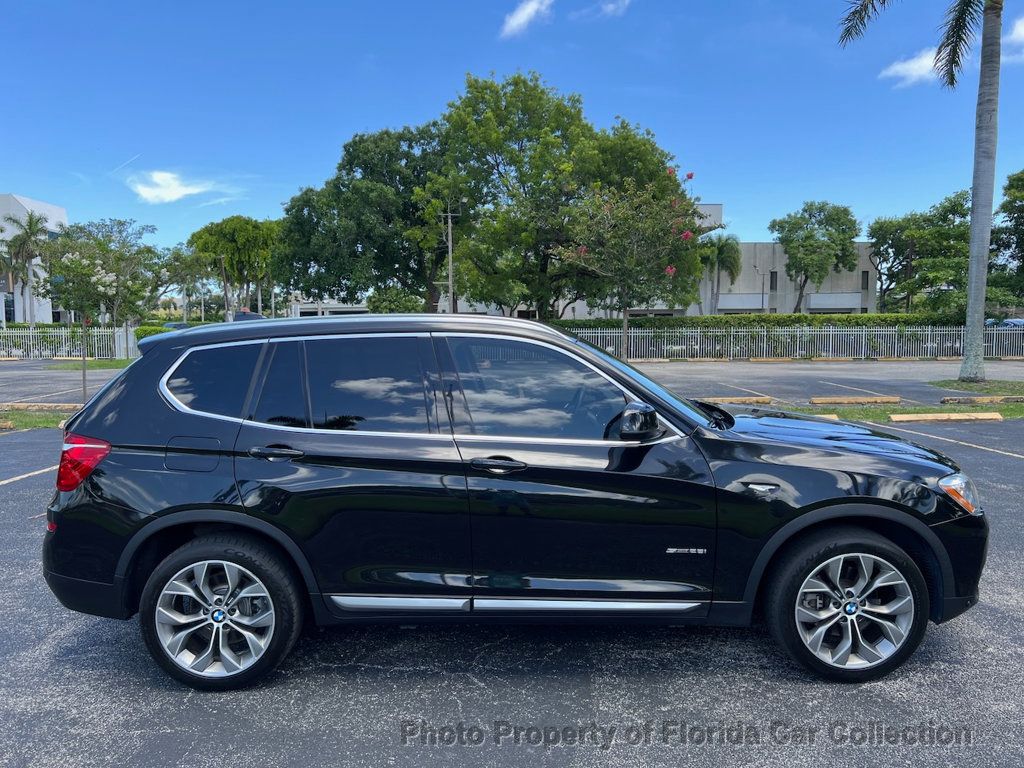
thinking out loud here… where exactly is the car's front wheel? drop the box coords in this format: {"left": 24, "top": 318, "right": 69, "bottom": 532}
{"left": 139, "top": 534, "right": 303, "bottom": 690}
{"left": 766, "top": 527, "right": 929, "bottom": 682}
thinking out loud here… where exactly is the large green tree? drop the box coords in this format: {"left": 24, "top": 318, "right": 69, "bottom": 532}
{"left": 559, "top": 179, "right": 701, "bottom": 355}
{"left": 159, "top": 243, "right": 215, "bottom": 321}
{"left": 444, "top": 72, "right": 685, "bottom": 318}
{"left": 189, "top": 216, "right": 278, "bottom": 319}
{"left": 841, "top": 0, "right": 1004, "bottom": 380}
{"left": 3, "top": 210, "right": 50, "bottom": 328}
{"left": 769, "top": 202, "right": 860, "bottom": 312}
{"left": 868, "top": 213, "right": 927, "bottom": 311}
{"left": 992, "top": 169, "right": 1024, "bottom": 301}
{"left": 275, "top": 124, "right": 447, "bottom": 311}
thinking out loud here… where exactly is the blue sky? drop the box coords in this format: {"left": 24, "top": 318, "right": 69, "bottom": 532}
{"left": 3, "top": 0, "right": 1024, "bottom": 247}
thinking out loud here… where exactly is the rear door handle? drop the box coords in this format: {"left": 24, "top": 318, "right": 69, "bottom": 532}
{"left": 247, "top": 446, "right": 305, "bottom": 461}
{"left": 470, "top": 456, "right": 527, "bottom": 474}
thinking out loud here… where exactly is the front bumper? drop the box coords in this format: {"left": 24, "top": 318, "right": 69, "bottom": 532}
{"left": 930, "top": 510, "right": 988, "bottom": 623}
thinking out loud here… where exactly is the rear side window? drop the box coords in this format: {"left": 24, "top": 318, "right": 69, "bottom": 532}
{"left": 304, "top": 336, "right": 429, "bottom": 433}
{"left": 253, "top": 342, "right": 308, "bottom": 428}
{"left": 164, "top": 343, "right": 261, "bottom": 418}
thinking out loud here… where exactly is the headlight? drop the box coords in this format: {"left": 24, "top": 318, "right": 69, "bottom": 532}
{"left": 938, "top": 473, "right": 981, "bottom": 514}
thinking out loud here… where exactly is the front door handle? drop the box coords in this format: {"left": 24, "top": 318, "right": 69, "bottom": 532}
{"left": 470, "top": 456, "right": 527, "bottom": 474}
{"left": 248, "top": 446, "right": 305, "bottom": 461}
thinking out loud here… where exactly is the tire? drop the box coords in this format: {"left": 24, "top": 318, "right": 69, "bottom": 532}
{"left": 139, "top": 534, "right": 303, "bottom": 690}
{"left": 765, "top": 526, "right": 929, "bottom": 683}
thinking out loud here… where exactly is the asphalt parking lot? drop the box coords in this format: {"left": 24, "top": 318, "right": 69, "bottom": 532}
{"left": 1, "top": 402, "right": 1022, "bottom": 766}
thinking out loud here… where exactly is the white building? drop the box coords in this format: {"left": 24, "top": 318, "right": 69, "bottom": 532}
{"left": 0, "top": 194, "right": 68, "bottom": 324}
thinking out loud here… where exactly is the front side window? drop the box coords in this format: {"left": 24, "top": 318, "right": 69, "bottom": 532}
{"left": 305, "top": 336, "right": 429, "bottom": 433}
{"left": 445, "top": 336, "right": 627, "bottom": 440}
{"left": 165, "top": 343, "right": 261, "bottom": 418}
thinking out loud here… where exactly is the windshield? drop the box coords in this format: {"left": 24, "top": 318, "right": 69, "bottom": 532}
{"left": 570, "top": 338, "right": 713, "bottom": 429}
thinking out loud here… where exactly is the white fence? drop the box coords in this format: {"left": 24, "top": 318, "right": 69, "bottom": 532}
{"left": 3, "top": 324, "right": 1024, "bottom": 362}
{"left": 567, "top": 326, "right": 1024, "bottom": 361}
{"left": 0, "top": 327, "right": 139, "bottom": 360}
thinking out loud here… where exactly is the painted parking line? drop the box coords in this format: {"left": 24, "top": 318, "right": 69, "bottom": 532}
{"left": 7, "top": 386, "right": 87, "bottom": 404}
{"left": 719, "top": 382, "right": 796, "bottom": 406}
{"left": 0, "top": 465, "right": 59, "bottom": 487}
{"left": 867, "top": 422, "right": 1024, "bottom": 460}
{"left": 819, "top": 380, "right": 922, "bottom": 404}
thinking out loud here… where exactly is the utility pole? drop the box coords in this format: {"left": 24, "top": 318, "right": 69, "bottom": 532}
{"left": 447, "top": 203, "right": 456, "bottom": 314}
{"left": 755, "top": 263, "right": 766, "bottom": 313}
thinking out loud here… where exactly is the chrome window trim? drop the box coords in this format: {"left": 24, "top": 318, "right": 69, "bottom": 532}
{"left": 451, "top": 433, "right": 680, "bottom": 448}
{"left": 240, "top": 419, "right": 456, "bottom": 441}
{"left": 158, "top": 330, "right": 684, "bottom": 447}
{"left": 436, "top": 332, "right": 686, "bottom": 442}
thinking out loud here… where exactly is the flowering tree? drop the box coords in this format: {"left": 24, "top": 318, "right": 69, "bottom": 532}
{"left": 39, "top": 248, "right": 116, "bottom": 401}
{"left": 559, "top": 178, "right": 702, "bottom": 357}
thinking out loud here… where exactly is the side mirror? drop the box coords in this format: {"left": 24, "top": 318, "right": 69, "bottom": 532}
{"left": 619, "top": 402, "right": 661, "bottom": 442}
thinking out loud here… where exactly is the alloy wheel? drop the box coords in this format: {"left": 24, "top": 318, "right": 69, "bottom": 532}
{"left": 794, "top": 552, "right": 914, "bottom": 669}
{"left": 154, "top": 560, "right": 276, "bottom": 678}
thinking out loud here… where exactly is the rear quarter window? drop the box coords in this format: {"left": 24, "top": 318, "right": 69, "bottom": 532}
{"left": 164, "top": 343, "right": 262, "bottom": 418}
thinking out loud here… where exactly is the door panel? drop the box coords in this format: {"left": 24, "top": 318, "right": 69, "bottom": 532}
{"left": 436, "top": 334, "right": 717, "bottom": 608}
{"left": 235, "top": 425, "right": 472, "bottom": 597}
{"left": 234, "top": 336, "right": 472, "bottom": 600}
{"left": 456, "top": 436, "right": 717, "bottom": 603}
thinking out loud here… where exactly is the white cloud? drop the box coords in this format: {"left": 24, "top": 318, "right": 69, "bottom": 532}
{"left": 127, "top": 171, "right": 215, "bottom": 204}
{"left": 879, "top": 47, "right": 938, "bottom": 88}
{"left": 598, "top": 0, "right": 631, "bottom": 16}
{"left": 500, "top": 0, "right": 554, "bottom": 38}
{"left": 1004, "top": 16, "right": 1024, "bottom": 63}
{"left": 1007, "top": 16, "right": 1024, "bottom": 45}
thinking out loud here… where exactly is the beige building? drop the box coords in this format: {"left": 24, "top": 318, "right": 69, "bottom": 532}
{"left": 690, "top": 241, "right": 877, "bottom": 316}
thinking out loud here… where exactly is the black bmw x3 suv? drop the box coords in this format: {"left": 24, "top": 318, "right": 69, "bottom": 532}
{"left": 43, "top": 315, "right": 987, "bottom": 689}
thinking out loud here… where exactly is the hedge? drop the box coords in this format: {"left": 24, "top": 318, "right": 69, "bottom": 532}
{"left": 135, "top": 326, "right": 176, "bottom": 341}
{"left": 547, "top": 311, "right": 965, "bottom": 330}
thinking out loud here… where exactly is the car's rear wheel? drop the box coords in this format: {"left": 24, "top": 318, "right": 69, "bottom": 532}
{"left": 139, "top": 534, "right": 303, "bottom": 690}
{"left": 765, "top": 527, "right": 929, "bottom": 682}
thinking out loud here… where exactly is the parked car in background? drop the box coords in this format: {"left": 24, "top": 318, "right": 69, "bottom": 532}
{"left": 233, "top": 310, "right": 265, "bottom": 322}
{"left": 43, "top": 316, "right": 987, "bottom": 689}
{"left": 162, "top": 322, "right": 189, "bottom": 330}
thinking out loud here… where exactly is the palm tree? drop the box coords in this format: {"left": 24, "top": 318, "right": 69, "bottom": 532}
{"left": 3, "top": 211, "right": 50, "bottom": 329}
{"left": 0, "top": 223, "right": 7, "bottom": 329}
{"left": 700, "top": 233, "right": 743, "bottom": 315}
{"left": 840, "top": 0, "right": 1003, "bottom": 381}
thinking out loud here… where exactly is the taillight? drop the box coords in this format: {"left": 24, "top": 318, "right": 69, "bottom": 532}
{"left": 56, "top": 433, "right": 111, "bottom": 492}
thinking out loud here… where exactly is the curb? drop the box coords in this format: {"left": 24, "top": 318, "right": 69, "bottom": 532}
{"left": 940, "top": 395, "right": 1024, "bottom": 404}
{"left": 0, "top": 403, "right": 82, "bottom": 411}
{"left": 889, "top": 412, "right": 1003, "bottom": 423}
{"left": 809, "top": 396, "right": 900, "bottom": 405}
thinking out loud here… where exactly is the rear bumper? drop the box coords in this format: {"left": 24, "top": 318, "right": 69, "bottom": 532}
{"left": 43, "top": 569, "right": 131, "bottom": 620}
